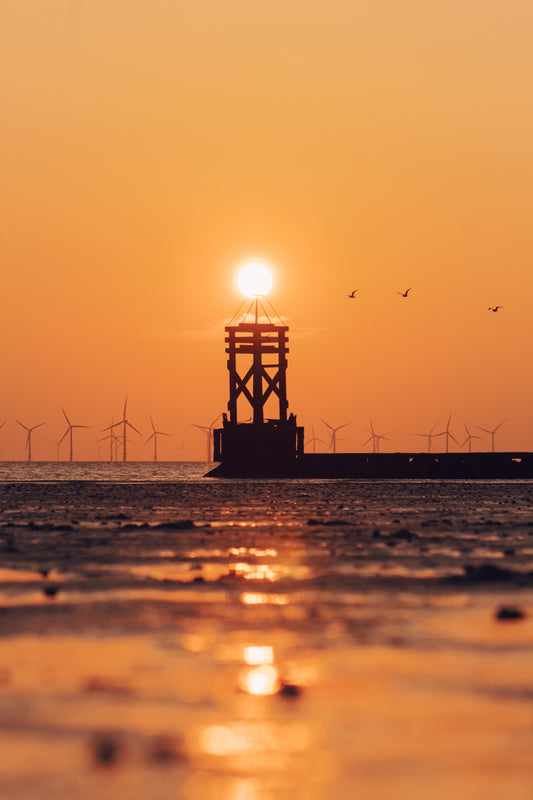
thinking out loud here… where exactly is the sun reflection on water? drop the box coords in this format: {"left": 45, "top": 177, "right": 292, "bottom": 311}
{"left": 229, "top": 547, "right": 278, "bottom": 558}
{"left": 239, "top": 664, "right": 280, "bottom": 695}
{"left": 240, "top": 592, "right": 289, "bottom": 605}
{"left": 230, "top": 563, "right": 281, "bottom": 581}
{"left": 200, "top": 721, "right": 311, "bottom": 756}
{"left": 244, "top": 646, "right": 273, "bottom": 665}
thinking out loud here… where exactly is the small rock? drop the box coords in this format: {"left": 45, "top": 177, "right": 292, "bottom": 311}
{"left": 495, "top": 605, "right": 526, "bottom": 621}
{"left": 92, "top": 734, "right": 120, "bottom": 766}
{"left": 278, "top": 682, "right": 302, "bottom": 699}
{"left": 464, "top": 563, "right": 515, "bottom": 582}
{"left": 42, "top": 585, "right": 59, "bottom": 598}
{"left": 146, "top": 734, "right": 186, "bottom": 764}
{"left": 391, "top": 528, "right": 414, "bottom": 541}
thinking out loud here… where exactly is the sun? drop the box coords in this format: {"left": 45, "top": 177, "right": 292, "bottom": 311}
{"left": 237, "top": 262, "right": 273, "bottom": 298}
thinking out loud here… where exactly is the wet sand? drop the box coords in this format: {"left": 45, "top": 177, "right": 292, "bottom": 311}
{"left": 0, "top": 476, "right": 532, "bottom": 799}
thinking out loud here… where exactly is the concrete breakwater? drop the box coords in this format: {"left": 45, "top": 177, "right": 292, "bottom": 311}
{"left": 207, "top": 451, "right": 533, "bottom": 478}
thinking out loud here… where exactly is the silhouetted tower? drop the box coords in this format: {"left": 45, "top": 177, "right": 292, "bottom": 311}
{"left": 213, "top": 311, "right": 304, "bottom": 470}
{"left": 227, "top": 322, "right": 288, "bottom": 424}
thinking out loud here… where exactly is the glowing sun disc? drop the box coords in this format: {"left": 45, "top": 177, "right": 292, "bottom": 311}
{"left": 237, "top": 262, "right": 273, "bottom": 298}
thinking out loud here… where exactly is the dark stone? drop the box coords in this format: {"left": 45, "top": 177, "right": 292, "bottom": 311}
{"left": 495, "top": 605, "right": 526, "bottom": 621}
{"left": 146, "top": 734, "right": 186, "bottom": 764}
{"left": 92, "top": 734, "right": 120, "bottom": 766}
{"left": 463, "top": 563, "right": 516, "bottom": 582}
{"left": 42, "top": 585, "right": 59, "bottom": 598}
{"left": 278, "top": 682, "right": 302, "bottom": 698}
{"left": 391, "top": 528, "right": 414, "bottom": 540}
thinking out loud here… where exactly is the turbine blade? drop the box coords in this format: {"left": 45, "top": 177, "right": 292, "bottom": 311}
{"left": 126, "top": 422, "right": 142, "bottom": 436}
{"left": 61, "top": 407, "right": 70, "bottom": 425}
{"left": 16, "top": 419, "right": 29, "bottom": 431}
{"left": 320, "top": 418, "right": 333, "bottom": 431}
{"left": 144, "top": 433, "right": 155, "bottom": 444}
{"left": 58, "top": 429, "right": 69, "bottom": 445}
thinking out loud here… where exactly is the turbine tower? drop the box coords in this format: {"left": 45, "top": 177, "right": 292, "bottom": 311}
{"left": 321, "top": 419, "right": 350, "bottom": 454}
{"left": 438, "top": 414, "right": 458, "bottom": 454}
{"left": 461, "top": 423, "right": 482, "bottom": 453}
{"left": 145, "top": 415, "right": 170, "bottom": 462}
{"left": 16, "top": 420, "right": 45, "bottom": 462}
{"left": 59, "top": 407, "right": 89, "bottom": 462}
{"left": 98, "top": 420, "right": 119, "bottom": 462}
{"left": 476, "top": 419, "right": 508, "bottom": 453}
{"left": 362, "top": 419, "right": 390, "bottom": 453}
{"left": 413, "top": 422, "right": 444, "bottom": 453}
{"left": 102, "top": 398, "right": 142, "bottom": 463}
{"left": 305, "top": 424, "right": 326, "bottom": 454}
{"left": 192, "top": 415, "right": 220, "bottom": 462}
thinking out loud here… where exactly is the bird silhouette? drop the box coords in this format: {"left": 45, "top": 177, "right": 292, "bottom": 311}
{"left": 347, "top": 289, "right": 359, "bottom": 298}
{"left": 397, "top": 288, "right": 412, "bottom": 298}
{"left": 488, "top": 306, "right": 503, "bottom": 312}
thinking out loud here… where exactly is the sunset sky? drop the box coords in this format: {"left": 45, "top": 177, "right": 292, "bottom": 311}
{"left": 1, "top": 0, "right": 532, "bottom": 460}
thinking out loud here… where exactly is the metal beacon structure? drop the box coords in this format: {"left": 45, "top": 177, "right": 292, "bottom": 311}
{"left": 208, "top": 271, "right": 304, "bottom": 477}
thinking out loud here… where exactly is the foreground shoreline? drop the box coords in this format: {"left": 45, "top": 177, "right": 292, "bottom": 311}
{"left": 0, "top": 473, "right": 532, "bottom": 799}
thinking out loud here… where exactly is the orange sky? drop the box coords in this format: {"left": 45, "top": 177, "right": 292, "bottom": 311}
{"left": 1, "top": 0, "right": 532, "bottom": 460}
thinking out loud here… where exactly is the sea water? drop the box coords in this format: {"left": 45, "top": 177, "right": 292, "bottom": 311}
{"left": 0, "top": 465, "right": 532, "bottom": 799}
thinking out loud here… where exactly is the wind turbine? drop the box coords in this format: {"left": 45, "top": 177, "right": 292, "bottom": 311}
{"left": 58, "top": 407, "right": 89, "bottom": 462}
{"left": 461, "top": 423, "right": 482, "bottom": 453}
{"left": 191, "top": 415, "right": 220, "bottom": 462}
{"left": 102, "top": 398, "right": 142, "bottom": 463}
{"left": 476, "top": 419, "right": 508, "bottom": 453}
{"left": 413, "top": 422, "right": 444, "bottom": 453}
{"left": 320, "top": 418, "right": 350, "bottom": 454}
{"left": 98, "top": 420, "right": 119, "bottom": 462}
{"left": 144, "top": 415, "right": 170, "bottom": 462}
{"left": 50, "top": 437, "right": 63, "bottom": 462}
{"left": 438, "top": 414, "right": 458, "bottom": 453}
{"left": 305, "top": 424, "right": 326, "bottom": 454}
{"left": 16, "top": 420, "right": 45, "bottom": 462}
{"left": 362, "top": 419, "right": 390, "bottom": 453}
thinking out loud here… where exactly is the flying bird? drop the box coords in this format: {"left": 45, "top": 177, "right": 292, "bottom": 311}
{"left": 397, "top": 288, "right": 412, "bottom": 298}
{"left": 347, "top": 289, "right": 359, "bottom": 299}
{"left": 488, "top": 306, "right": 503, "bottom": 312}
